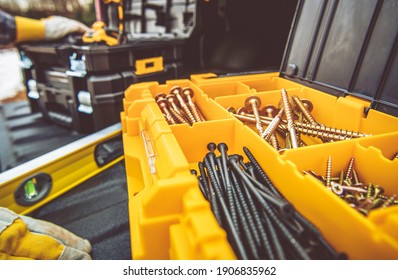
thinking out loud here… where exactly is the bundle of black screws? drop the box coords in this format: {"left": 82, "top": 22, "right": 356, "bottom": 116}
{"left": 194, "top": 143, "right": 345, "bottom": 260}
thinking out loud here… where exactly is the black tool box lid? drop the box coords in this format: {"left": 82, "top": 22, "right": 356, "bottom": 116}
{"left": 280, "top": 0, "right": 398, "bottom": 117}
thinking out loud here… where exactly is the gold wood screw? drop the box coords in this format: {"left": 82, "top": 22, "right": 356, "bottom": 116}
{"left": 166, "top": 94, "right": 182, "bottom": 115}
{"left": 326, "top": 156, "right": 332, "bottom": 189}
{"left": 260, "top": 108, "right": 284, "bottom": 142}
{"left": 345, "top": 158, "right": 355, "bottom": 181}
{"left": 245, "top": 96, "right": 264, "bottom": 135}
{"left": 382, "top": 194, "right": 397, "bottom": 208}
{"left": 155, "top": 93, "right": 167, "bottom": 101}
{"left": 170, "top": 86, "right": 197, "bottom": 124}
{"left": 261, "top": 105, "right": 280, "bottom": 150}
{"left": 292, "top": 96, "right": 318, "bottom": 126}
{"left": 182, "top": 87, "right": 204, "bottom": 122}
{"left": 281, "top": 89, "right": 299, "bottom": 148}
{"left": 157, "top": 98, "right": 177, "bottom": 125}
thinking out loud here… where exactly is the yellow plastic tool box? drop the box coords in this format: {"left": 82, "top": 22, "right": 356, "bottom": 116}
{"left": 121, "top": 0, "right": 398, "bottom": 259}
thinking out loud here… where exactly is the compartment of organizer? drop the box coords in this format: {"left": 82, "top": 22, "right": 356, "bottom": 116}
{"left": 123, "top": 79, "right": 231, "bottom": 125}
{"left": 167, "top": 119, "right": 343, "bottom": 260}
{"left": 204, "top": 79, "right": 398, "bottom": 150}
{"left": 191, "top": 72, "right": 299, "bottom": 93}
{"left": 279, "top": 135, "right": 398, "bottom": 259}
{"left": 122, "top": 97, "right": 239, "bottom": 259}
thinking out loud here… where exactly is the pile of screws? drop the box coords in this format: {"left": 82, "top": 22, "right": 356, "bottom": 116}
{"left": 229, "top": 89, "right": 371, "bottom": 152}
{"left": 155, "top": 86, "right": 205, "bottom": 125}
{"left": 193, "top": 143, "right": 344, "bottom": 260}
{"left": 304, "top": 156, "right": 398, "bottom": 216}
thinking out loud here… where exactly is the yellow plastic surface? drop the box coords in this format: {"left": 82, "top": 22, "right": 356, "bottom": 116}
{"left": 122, "top": 72, "right": 398, "bottom": 259}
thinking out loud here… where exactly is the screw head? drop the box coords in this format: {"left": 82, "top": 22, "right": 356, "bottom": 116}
{"left": 166, "top": 94, "right": 178, "bottom": 104}
{"left": 245, "top": 96, "right": 261, "bottom": 111}
{"left": 181, "top": 87, "right": 194, "bottom": 100}
{"left": 155, "top": 93, "right": 166, "bottom": 101}
{"left": 236, "top": 107, "right": 248, "bottom": 115}
{"left": 226, "top": 107, "right": 236, "bottom": 114}
{"left": 261, "top": 105, "right": 278, "bottom": 117}
{"left": 217, "top": 142, "right": 228, "bottom": 153}
{"left": 169, "top": 86, "right": 182, "bottom": 95}
{"left": 301, "top": 99, "right": 314, "bottom": 112}
{"left": 156, "top": 97, "right": 168, "bottom": 108}
{"left": 207, "top": 142, "right": 217, "bottom": 152}
{"left": 190, "top": 169, "right": 197, "bottom": 176}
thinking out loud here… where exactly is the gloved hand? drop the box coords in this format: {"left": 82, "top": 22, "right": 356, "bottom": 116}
{"left": 0, "top": 207, "right": 92, "bottom": 260}
{"left": 42, "top": 16, "right": 89, "bottom": 40}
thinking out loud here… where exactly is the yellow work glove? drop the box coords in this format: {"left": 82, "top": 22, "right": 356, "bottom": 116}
{"left": 0, "top": 207, "right": 92, "bottom": 260}
{"left": 14, "top": 16, "right": 89, "bottom": 43}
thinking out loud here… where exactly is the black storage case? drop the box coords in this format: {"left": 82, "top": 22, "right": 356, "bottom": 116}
{"left": 280, "top": 0, "right": 398, "bottom": 117}
{"left": 18, "top": 0, "right": 196, "bottom": 133}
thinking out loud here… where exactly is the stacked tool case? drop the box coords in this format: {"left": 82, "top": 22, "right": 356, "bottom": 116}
{"left": 121, "top": 0, "right": 398, "bottom": 259}
{"left": 18, "top": 0, "right": 196, "bottom": 133}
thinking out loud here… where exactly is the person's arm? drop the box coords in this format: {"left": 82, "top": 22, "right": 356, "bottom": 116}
{"left": 1, "top": 10, "right": 88, "bottom": 46}
{"left": 0, "top": 10, "right": 17, "bottom": 45}
{"left": 14, "top": 15, "right": 45, "bottom": 42}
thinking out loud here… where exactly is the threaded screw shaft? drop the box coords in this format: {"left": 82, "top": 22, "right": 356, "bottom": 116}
{"left": 182, "top": 87, "right": 203, "bottom": 122}
{"left": 170, "top": 86, "right": 197, "bottom": 124}
{"left": 292, "top": 95, "right": 318, "bottom": 125}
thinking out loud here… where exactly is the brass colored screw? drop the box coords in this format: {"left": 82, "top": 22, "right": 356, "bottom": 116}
{"left": 357, "top": 198, "right": 374, "bottom": 216}
{"left": 292, "top": 123, "right": 355, "bottom": 141}
{"left": 292, "top": 95, "right": 318, "bottom": 125}
{"left": 165, "top": 94, "right": 188, "bottom": 124}
{"left": 245, "top": 96, "right": 264, "bottom": 135}
{"left": 280, "top": 89, "right": 298, "bottom": 148}
{"left": 170, "top": 86, "right": 197, "bottom": 124}
{"left": 366, "top": 184, "right": 374, "bottom": 199}
{"left": 371, "top": 197, "right": 385, "bottom": 209}
{"left": 260, "top": 109, "right": 284, "bottom": 142}
{"left": 182, "top": 87, "right": 203, "bottom": 122}
{"left": 345, "top": 158, "right": 355, "bottom": 180}
{"left": 352, "top": 169, "right": 361, "bottom": 185}
{"left": 339, "top": 170, "right": 345, "bottom": 185}
{"left": 261, "top": 105, "right": 278, "bottom": 118}
{"left": 226, "top": 107, "right": 236, "bottom": 114}
{"left": 261, "top": 105, "right": 280, "bottom": 150}
{"left": 326, "top": 156, "right": 332, "bottom": 189}
{"left": 169, "top": 106, "right": 188, "bottom": 124}
{"left": 298, "top": 139, "right": 308, "bottom": 147}
{"left": 166, "top": 94, "right": 182, "bottom": 115}
{"left": 344, "top": 194, "right": 357, "bottom": 204}
{"left": 155, "top": 92, "right": 167, "bottom": 101}
{"left": 382, "top": 194, "right": 397, "bottom": 208}
{"left": 157, "top": 98, "right": 176, "bottom": 125}
{"left": 291, "top": 122, "right": 370, "bottom": 140}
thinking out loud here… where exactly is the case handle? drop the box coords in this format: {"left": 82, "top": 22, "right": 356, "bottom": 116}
{"left": 135, "top": 56, "right": 164, "bottom": 75}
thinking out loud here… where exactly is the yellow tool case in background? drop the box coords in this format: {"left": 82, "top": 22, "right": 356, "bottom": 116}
{"left": 121, "top": 0, "right": 398, "bottom": 259}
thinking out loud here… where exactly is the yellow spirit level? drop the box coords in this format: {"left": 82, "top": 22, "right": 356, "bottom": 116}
{"left": 0, "top": 123, "right": 123, "bottom": 215}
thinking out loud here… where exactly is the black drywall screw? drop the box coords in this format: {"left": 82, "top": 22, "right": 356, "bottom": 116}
{"left": 198, "top": 161, "right": 210, "bottom": 199}
{"left": 197, "top": 176, "right": 209, "bottom": 201}
{"left": 229, "top": 156, "right": 310, "bottom": 260}
{"left": 203, "top": 157, "right": 248, "bottom": 260}
{"left": 217, "top": 143, "right": 238, "bottom": 228}
{"left": 243, "top": 146, "right": 283, "bottom": 198}
{"left": 229, "top": 171, "right": 264, "bottom": 259}
{"left": 205, "top": 151, "right": 224, "bottom": 196}
{"left": 293, "top": 211, "right": 342, "bottom": 259}
{"left": 229, "top": 158, "right": 293, "bottom": 218}
{"left": 236, "top": 173, "right": 282, "bottom": 260}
